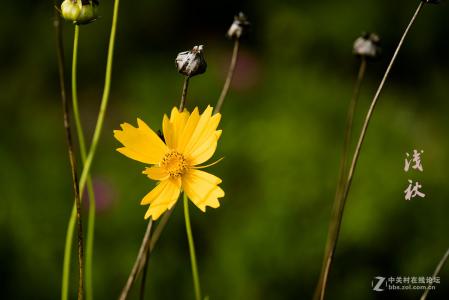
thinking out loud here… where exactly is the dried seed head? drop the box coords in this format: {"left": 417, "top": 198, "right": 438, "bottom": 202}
{"left": 175, "top": 45, "right": 207, "bottom": 77}
{"left": 60, "top": 0, "right": 99, "bottom": 24}
{"left": 353, "top": 33, "right": 381, "bottom": 59}
{"left": 226, "top": 12, "right": 250, "bottom": 39}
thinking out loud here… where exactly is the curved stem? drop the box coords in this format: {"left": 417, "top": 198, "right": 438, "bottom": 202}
{"left": 314, "top": 2, "right": 425, "bottom": 300}
{"left": 70, "top": 25, "right": 98, "bottom": 300}
{"left": 214, "top": 39, "right": 240, "bottom": 115}
{"left": 314, "top": 58, "right": 367, "bottom": 298}
{"left": 336, "top": 57, "right": 367, "bottom": 199}
{"left": 184, "top": 193, "right": 201, "bottom": 300}
{"left": 420, "top": 247, "right": 449, "bottom": 300}
{"left": 119, "top": 220, "right": 153, "bottom": 300}
{"left": 62, "top": 0, "right": 121, "bottom": 299}
{"left": 55, "top": 16, "right": 84, "bottom": 300}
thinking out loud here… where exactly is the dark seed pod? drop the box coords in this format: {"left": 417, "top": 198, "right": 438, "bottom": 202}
{"left": 423, "top": 0, "right": 441, "bottom": 4}
{"left": 226, "top": 12, "right": 250, "bottom": 39}
{"left": 175, "top": 45, "right": 207, "bottom": 77}
{"left": 353, "top": 33, "right": 381, "bottom": 59}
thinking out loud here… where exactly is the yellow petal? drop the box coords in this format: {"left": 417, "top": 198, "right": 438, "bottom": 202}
{"left": 177, "top": 107, "right": 200, "bottom": 152}
{"left": 184, "top": 110, "right": 221, "bottom": 156}
{"left": 142, "top": 178, "right": 181, "bottom": 220}
{"left": 188, "top": 130, "right": 221, "bottom": 166}
{"left": 182, "top": 169, "right": 224, "bottom": 212}
{"left": 143, "top": 166, "right": 169, "bottom": 181}
{"left": 162, "top": 115, "right": 174, "bottom": 149}
{"left": 164, "top": 107, "right": 190, "bottom": 149}
{"left": 114, "top": 118, "right": 168, "bottom": 164}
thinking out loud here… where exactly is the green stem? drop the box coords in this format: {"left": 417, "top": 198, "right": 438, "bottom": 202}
{"left": 314, "top": 2, "right": 425, "bottom": 299}
{"left": 70, "top": 24, "right": 98, "bottom": 300}
{"left": 61, "top": 0, "right": 121, "bottom": 299}
{"left": 184, "top": 193, "right": 202, "bottom": 300}
{"left": 313, "top": 57, "right": 367, "bottom": 299}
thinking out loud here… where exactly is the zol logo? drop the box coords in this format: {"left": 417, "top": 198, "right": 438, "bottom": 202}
{"left": 372, "top": 276, "right": 386, "bottom": 292}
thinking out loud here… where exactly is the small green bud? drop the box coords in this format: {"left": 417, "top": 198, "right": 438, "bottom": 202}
{"left": 60, "top": 0, "right": 99, "bottom": 25}
{"left": 77, "top": 2, "right": 99, "bottom": 24}
{"left": 61, "top": 0, "right": 81, "bottom": 22}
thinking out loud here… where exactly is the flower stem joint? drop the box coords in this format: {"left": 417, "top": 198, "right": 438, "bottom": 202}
{"left": 61, "top": 0, "right": 99, "bottom": 25}
{"left": 226, "top": 12, "right": 250, "bottom": 40}
{"left": 175, "top": 45, "right": 207, "bottom": 77}
{"left": 353, "top": 33, "right": 381, "bottom": 59}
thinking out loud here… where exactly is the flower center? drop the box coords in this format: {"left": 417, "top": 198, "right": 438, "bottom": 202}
{"left": 161, "top": 151, "right": 188, "bottom": 178}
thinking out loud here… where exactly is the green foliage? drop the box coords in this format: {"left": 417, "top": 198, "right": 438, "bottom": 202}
{"left": 0, "top": 0, "right": 448, "bottom": 299}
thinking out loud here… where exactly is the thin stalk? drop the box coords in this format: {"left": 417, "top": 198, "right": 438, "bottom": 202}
{"left": 214, "top": 39, "right": 240, "bottom": 115}
{"left": 179, "top": 76, "right": 190, "bottom": 112}
{"left": 54, "top": 10, "right": 84, "bottom": 300}
{"left": 62, "top": 0, "right": 121, "bottom": 299}
{"left": 137, "top": 208, "right": 174, "bottom": 300}
{"left": 134, "top": 38, "right": 238, "bottom": 296}
{"left": 119, "top": 220, "right": 153, "bottom": 300}
{"left": 420, "top": 247, "right": 449, "bottom": 300}
{"left": 124, "top": 70, "right": 192, "bottom": 296}
{"left": 336, "top": 57, "right": 367, "bottom": 200}
{"left": 313, "top": 58, "right": 367, "bottom": 298}
{"left": 184, "top": 193, "right": 202, "bottom": 300}
{"left": 314, "top": 2, "right": 425, "bottom": 299}
{"left": 70, "top": 24, "right": 98, "bottom": 300}
{"left": 139, "top": 249, "right": 150, "bottom": 300}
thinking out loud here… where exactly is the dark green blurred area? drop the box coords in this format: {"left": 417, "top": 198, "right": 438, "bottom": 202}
{"left": 1, "top": 0, "right": 448, "bottom": 299}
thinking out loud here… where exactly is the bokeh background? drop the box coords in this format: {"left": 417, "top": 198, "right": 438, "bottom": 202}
{"left": 1, "top": 0, "right": 448, "bottom": 299}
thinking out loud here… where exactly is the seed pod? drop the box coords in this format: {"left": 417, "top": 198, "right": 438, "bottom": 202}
{"left": 175, "top": 45, "right": 207, "bottom": 77}
{"left": 423, "top": 0, "right": 441, "bottom": 4}
{"left": 353, "top": 33, "right": 381, "bottom": 59}
{"left": 226, "top": 12, "right": 250, "bottom": 39}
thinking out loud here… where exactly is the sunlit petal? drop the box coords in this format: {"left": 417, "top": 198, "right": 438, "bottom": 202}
{"left": 182, "top": 169, "right": 224, "bottom": 212}
{"left": 142, "top": 178, "right": 181, "bottom": 220}
{"left": 114, "top": 118, "right": 167, "bottom": 164}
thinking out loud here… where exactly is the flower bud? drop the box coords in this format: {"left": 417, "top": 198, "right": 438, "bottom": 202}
{"left": 77, "top": 1, "right": 99, "bottom": 24}
{"left": 60, "top": 0, "right": 99, "bottom": 24}
{"left": 226, "top": 12, "right": 250, "bottom": 39}
{"left": 61, "top": 0, "right": 81, "bottom": 21}
{"left": 175, "top": 45, "right": 207, "bottom": 77}
{"left": 353, "top": 33, "right": 381, "bottom": 59}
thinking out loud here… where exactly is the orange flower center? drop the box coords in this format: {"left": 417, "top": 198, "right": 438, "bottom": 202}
{"left": 161, "top": 150, "right": 188, "bottom": 178}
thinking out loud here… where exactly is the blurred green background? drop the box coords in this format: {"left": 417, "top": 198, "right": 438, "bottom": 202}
{"left": 1, "top": 0, "right": 448, "bottom": 299}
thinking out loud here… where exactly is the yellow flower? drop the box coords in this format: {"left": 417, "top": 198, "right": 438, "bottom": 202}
{"left": 114, "top": 105, "right": 224, "bottom": 220}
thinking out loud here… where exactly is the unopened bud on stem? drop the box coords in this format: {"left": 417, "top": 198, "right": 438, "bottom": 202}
{"left": 175, "top": 45, "right": 207, "bottom": 77}
{"left": 60, "top": 0, "right": 99, "bottom": 25}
